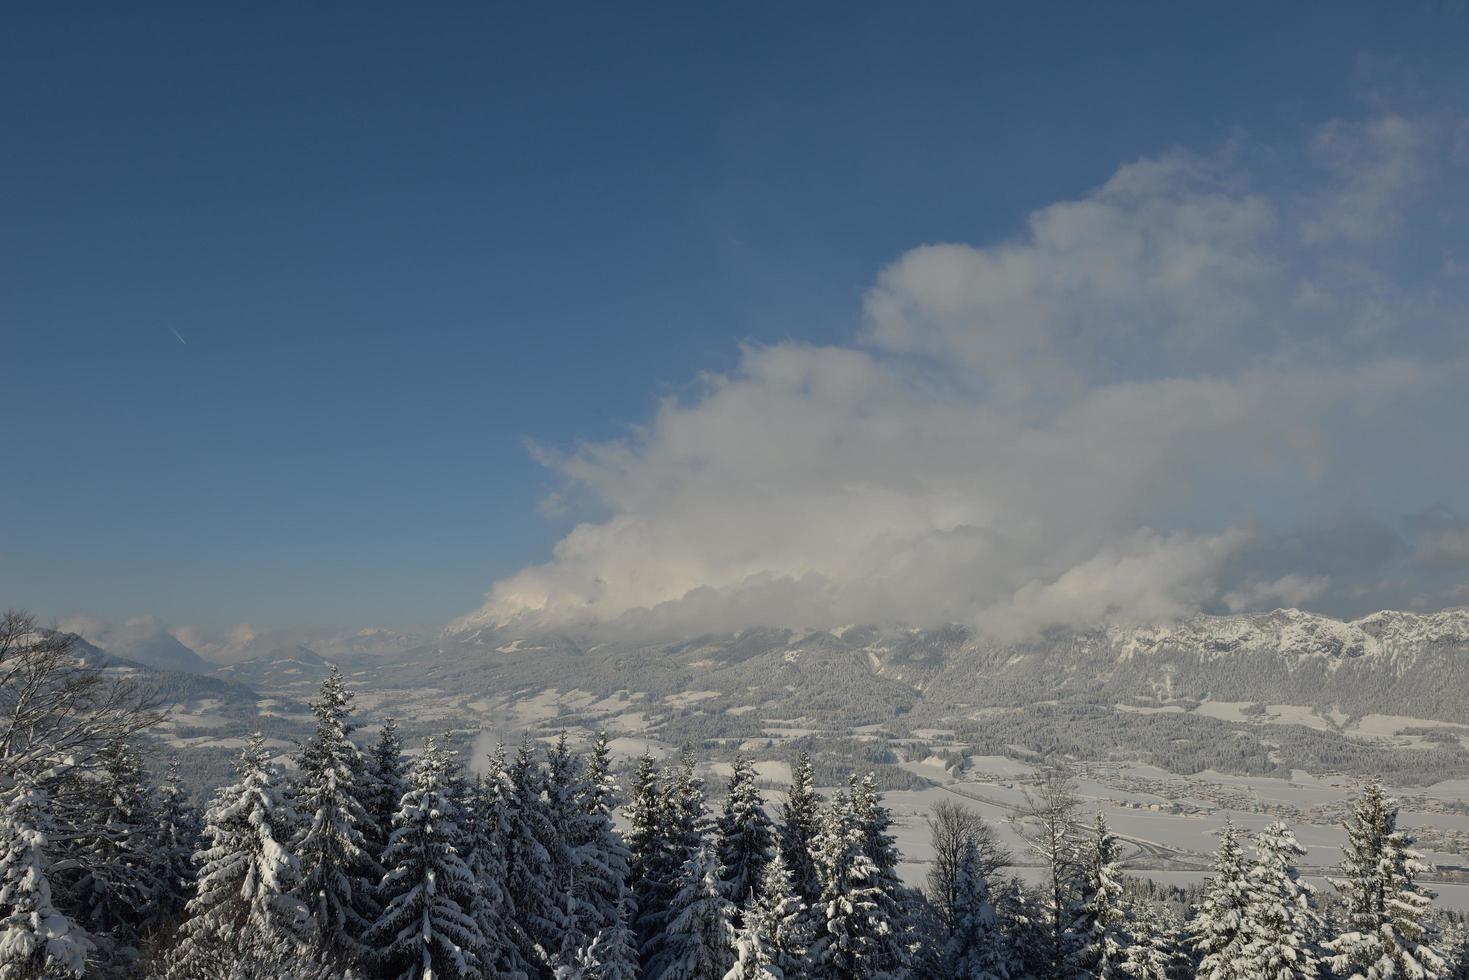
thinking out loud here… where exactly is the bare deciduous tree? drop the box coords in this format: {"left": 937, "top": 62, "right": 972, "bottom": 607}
{"left": 0, "top": 609, "right": 165, "bottom": 791}
{"left": 924, "top": 797, "right": 1010, "bottom": 932}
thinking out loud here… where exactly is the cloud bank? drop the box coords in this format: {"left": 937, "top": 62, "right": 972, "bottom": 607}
{"left": 459, "top": 112, "right": 1469, "bottom": 641}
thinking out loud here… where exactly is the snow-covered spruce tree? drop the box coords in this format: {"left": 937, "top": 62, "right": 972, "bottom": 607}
{"left": 57, "top": 739, "right": 167, "bottom": 973}
{"left": 992, "top": 877, "right": 1045, "bottom": 980}
{"left": 168, "top": 733, "right": 313, "bottom": 979}
{"left": 0, "top": 779, "right": 94, "bottom": 980}
{"left": 654, "top": 836, "right": 735, "bottom": 980}
{"left": 370, "top": 735, "right": 486, "bottom": 980}
{"left": 464, "top": 748, "right": 523, "bottom": 979}
{"left": 1189, "top": 817, "right": 1253, "bottom": 980}
{"left": 724, "top": 914, "right": 781, "bottom": 980}
{"left": 290, "top": 668, "right": 381, "bottom": 968}
{"left": 152, "top": 763, "right": 201, "bottom": 924}
{"left": 504, "top": 735, "right": 567, "bottom": 974}
{"left": 716, "top": 758, "right": 773, "bottom": 911}
{"left": 544, "top": 733, "right": 587, "bottom": 953}
{"left": 777, "top": 754, "right": 822, "bottom": 908}
{"left": 643, "top": 749, "right": 710, "bottom": 973}
{"left": 545, "top": 731, "right": 627, "bottom": 956}
{"left": 848, "top": 775, "right": 913, "bottom": 976}
{"left": 1121, "top": 901, "right": 1186, "bottom": 980}
{"left": 364, "top": 718, "right": 406, "bottom": 867}
{"left": 810, "top": 787, "right": 906, "bottom": 980}
{"left": 624, "top": 753, "right": 670, "bottom": 963}
{"left": 1018, "top": 768, "right": 1085, "bottom": 980}
{"left": 942, "top": 839, "right": 1008, "bottom": 980}
{"left": 582, "top": 886, "right": 639, "bottom": 980}
{"left": 1239, "top": 820, "right": 1323, "bottom": 980}
{"left": 1325, "top": 779, "right": 1446, "bottom": 980}
{"left": 749, "top": 852, "right": 811, "bottom": 980}
{"left": 577, "top": 733, "right": 631, "bottom": 945}
{"left": 1077, "top": 811, "right": 1129, "bottom": 980}
{"left": 664, "top": 750, "right": 711, "bottom": 866}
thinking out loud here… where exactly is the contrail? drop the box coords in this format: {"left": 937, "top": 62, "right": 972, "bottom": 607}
{"left": 170, "top": 328, "right": 187, "bottom": 345}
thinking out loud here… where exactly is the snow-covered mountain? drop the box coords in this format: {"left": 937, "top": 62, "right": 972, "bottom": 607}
{"left": 359, "top": 607, "right": 1469, "bottom": 726}
{"left": 1118, "top": 607, "right": 1469, "bottom": 665}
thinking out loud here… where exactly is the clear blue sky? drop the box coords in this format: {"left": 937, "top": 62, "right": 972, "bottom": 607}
{"left": 4, "top": 3, "right": 1467, "bottom": 632}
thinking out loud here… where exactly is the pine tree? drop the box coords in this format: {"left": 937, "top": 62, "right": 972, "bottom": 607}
{"left": 942, "top": 840, "right": 1009, "bottom": 980}
{"left": 777, "top": 755, "right": 821, "bottom": 907}
{"left": 724, "top": 915, "right": 782, "bottom": 980}
{"left": 152, "top": 763, "right": 201, "bottom": 924}
{"left": 0, "top": 780, "right": 94, "bottom": 980}
{"left": 716, "top": 759, "right": 774, "bottom": 910}
{"left": 370, "top": 736, "right": 485, "bottom": 980}
{"left": 169, "top": 734, "right": 312, "bottom": 977}
{"left": 1077, "top": 811, "right": 1129, "bottom": 980}
{"left": 290, "top": 668, "right": 381, "bottom": 968}
{"left": 1324, "top": 779, "right": 1446, "bottom": 980}
{"left": 749, "top": 852, "right": 812, "bottom": 980}
{"left": 1189, "top": 818, "right": 1253, "bottom": 980}
{"left": 656, "top": 836, "right": 735, "bottom": 980}
{"left": 1239, "top": 820, "right": 1323, "bottom": 980}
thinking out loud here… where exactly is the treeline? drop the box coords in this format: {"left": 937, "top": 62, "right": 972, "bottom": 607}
{"left": 1, "top": 612, "right": 1467, "bottom": 980}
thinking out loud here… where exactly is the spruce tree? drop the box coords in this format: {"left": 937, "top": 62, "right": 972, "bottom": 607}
{"left": 152, "top": 763, "right": 201, "bottom": 924}
{"left": 1324, "top": 779, "right": 1446, "bottom": 980}
{"left": 777, "top": 754, "right": 822, "bottom": 908}
{"left": 370, "top": 736, "right": 485, "bottom": 980}
{"left": 716, "top": 758, "right": 774, "bottom": 910}
{"left": 364, "top": 719, "right": 406, "bottom": 867}
{"left": 810, "top": 788, "right": 904, "bottom": 980}
{"left": 749, "top": 852, "right": 811, "bottom": 980}
{"left": 290, "top": 668, "right": 380, "bottom": 968}
{"left": 625, "top": 754, "right": 669, "bottom": 962}
{"left": 1077, "top": 811, "right": 1129, "bottom": 980}
{"left": 1239, "top": 820, "right": 1323, "bottom": 980}
{"left": 1189, "top": 818, "right": 1253, "bottom": 980}
{"left": 1121, "top": 902, "right": 1185, "bottom": 980}
{"left": 0, "top": 780, "right": 94, "bottom": 980}
{"left": 656, "top": 836, "right": 735, "bottom": 980}
{"left": 464, "top": 747, "right": 521, "bottom": 979}
{"left": 724, "top": 915, "right": 782, "bottom": 980}
{"left": 169, "top": 733, "right": 312, "bottom": 977}
{"left": 504, "top": 734, "right": 566, "bottom": 974}
{"left": 942, "top": 840, "right": 1008, "bottom": 980}
{"left": 578, "top": 734, "right": 632, "bottom": 944}
{"left": 584, "top": 887, "right": 639, "bottom": 980}
{"left": 546, "top": 732, "right": 595, "bottom": 956}
{"left": 60, "top": 739, "right": 165, "bottom": 971}
{"left": 643, "top": 749, "right": 709, "bottom": 973}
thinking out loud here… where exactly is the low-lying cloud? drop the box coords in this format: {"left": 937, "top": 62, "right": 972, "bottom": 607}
{"left": 458, "top": 111, "right": 1469, "bottom": 641}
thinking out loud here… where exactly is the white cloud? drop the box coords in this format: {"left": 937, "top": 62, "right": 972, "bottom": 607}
{"left": 457, "top": 113, "right": 1466, "bottom": 640}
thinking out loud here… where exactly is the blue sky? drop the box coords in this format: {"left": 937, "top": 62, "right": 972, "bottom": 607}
{"left": 3, "top": 3, "right": 1468, "bottom": 638}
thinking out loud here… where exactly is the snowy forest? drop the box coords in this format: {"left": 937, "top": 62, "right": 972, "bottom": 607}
{"left": 2, "top": 611, "right": 1467, "bottom": 980}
